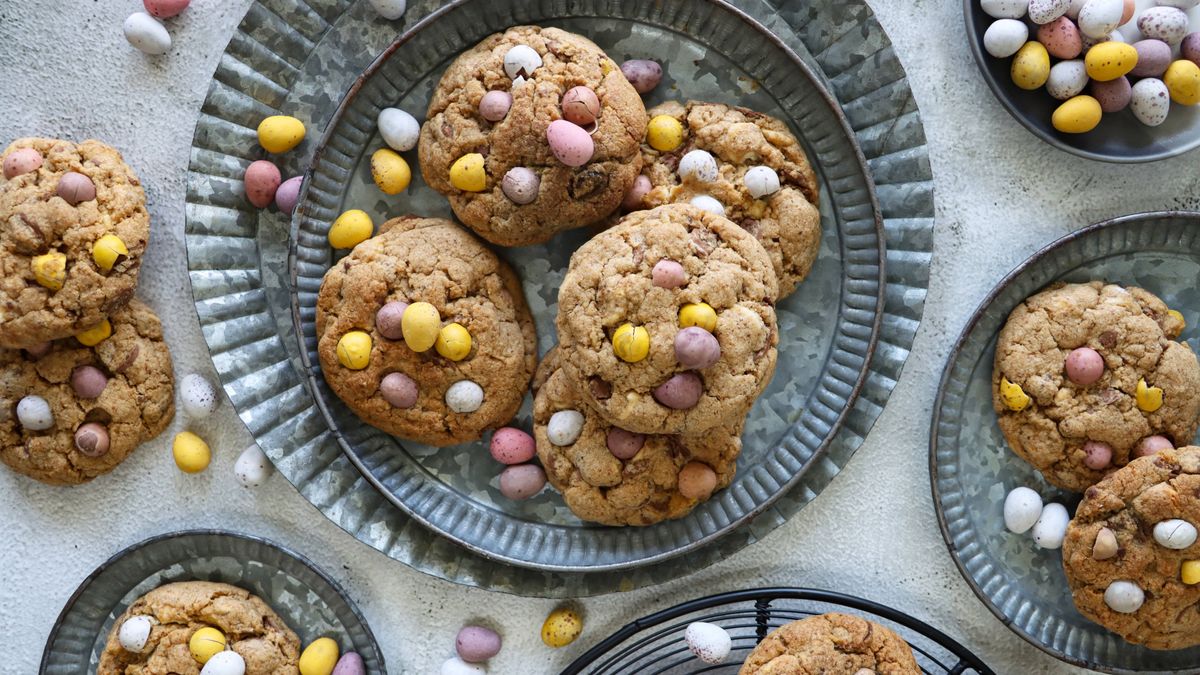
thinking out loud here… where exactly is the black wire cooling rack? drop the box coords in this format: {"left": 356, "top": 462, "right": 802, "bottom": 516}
{"left": 560, "top": 588, "right": 996, "bottom": 675}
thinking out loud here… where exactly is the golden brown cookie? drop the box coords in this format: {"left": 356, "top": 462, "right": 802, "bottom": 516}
{"left": 315, "top": 216, "right": 536, "bottom": 447}
{"left": 556, "top": 203, "right": 778, "bottom": 435}
{"left": 993, "top": 282, "right": 1200, "bottom": 492}
{"left": 0, "top": 299, "right": 174, "bottom": 485}
{"left": 533, "top": 349, "right": 741, "bottom": 526}
{"left": 1062, "top": 446, "right": 1200, "bottom": 650}
{"left": 0, "top": 138, "right": 149, "bottom": 349}
{"left": 417, "top": 25, "right": 647, "bottom": 246}
{"left": 98, "top": 581, "right": 301, "bottom": 675}
{"left": 629, "top": 100, "right": 821, "bottom": 297}
{"left": 738, "top": 613, "right": 921, "bottom": 675}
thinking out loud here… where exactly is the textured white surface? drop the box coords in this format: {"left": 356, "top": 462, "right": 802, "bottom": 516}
{"left": 2, "top": 1, "right": 1196, "bottom": 673}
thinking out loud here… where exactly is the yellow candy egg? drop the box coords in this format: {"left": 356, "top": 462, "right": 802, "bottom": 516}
{"left": 92, "top": 234, "right": 129, "bottom": 272}
{"left": 328, "top": 209, "right": 373, "bottom": 249}
{"left": 435, "top": 322, "right": 472, "bottom": 361}
{"left": 449, "top": 153, "right": 487, "bottom": 192}
{"left": 999, "top": 377, "right": 1030, "bottom": 411}
{"left": 1169, "top": 309, "right": 1186, "bottom": 328}
{"left": 188, "top": 626, "right": 226, "bottom": 664}
{"left": 299, "top": 637, "right": 340, "bottom": 675}
{"left": 32, "top": 251, "right": 66, "bottom": 290}
{"left": 1084, "top": 42, "right": 1139, "bottom": 82}
{"left": 1165, "top": 60, "right": 1200, "bottom": 106}
{"left": 1183, "top": 560, "right": 1200, "bottom": 585}
{"left": 1136, "top": 378, "right": 1164, "bottom": 412}
{"left": 1011, "top": 42, "right": 1050, "bottom": 91}
{"left": 401, "top": 302, "right": 441, "bottom": 352}
{"left": 76, "top": 319, "right": 112, "bottom": 346}
{"left": 173, "top": 431, "right": 212, "bottom": 474}
{"left": 612, "top": 323, "right": 650, "bottom": 363}
{"left": 257, "top": 115, "right": 306, "bottom": 153}
{"left": 646, "top": 115, "right": 684, "bottom": 152}
{"left": 370, "top": 148, "right": 412, "bottom": 194}
{"left": 541, "top": 607, "right": 583, "bottom": 648}
{"left": 678, "top": 302, "right": 718, "bottom": 332}
{"left": 336, "top": 331, "right": 372, "bottom": 370}
{"left": 1052, "top": 95, "right": 1103, "bottom": 134}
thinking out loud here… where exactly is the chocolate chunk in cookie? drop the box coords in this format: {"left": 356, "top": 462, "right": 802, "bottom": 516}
{"left": 738, "top": 613, "right": 921, "bottom": 675}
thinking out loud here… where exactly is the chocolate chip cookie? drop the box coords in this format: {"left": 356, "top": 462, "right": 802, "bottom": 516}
{"left": 993, "top": 282, "right": 1200, "bottom": 492}
{"left": 1062, "top": 446, "right": 1200, "bottom": 650}
{"left": 315, "top": 216, "right": 536, "bottom": 447}
{"left": 0, "top": 299, "right": 174, "bottom": 485}
{"left": 629, "top": 100, "right": 821, "bottom": 297}
{"left": 0, "top": 138, "right": 149, "bottom": 349}
{"left": 556, "top": 203, "right": 778, "bottom": 435}
{"left": 533, "top": 348, "right": 741, "bottom": 526}
{"left": 417, "top": 25, "right": 647, "bottom": 246}
{"left": 738, "top": 613, "right": 921, "bottom": 675}
{"left": 98, "top": 581, "right": 301, "bottom": 675}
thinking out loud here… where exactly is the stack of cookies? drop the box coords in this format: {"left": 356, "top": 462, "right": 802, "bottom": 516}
{"left": 0, "top": 138, "right": 175, "bottom": 485}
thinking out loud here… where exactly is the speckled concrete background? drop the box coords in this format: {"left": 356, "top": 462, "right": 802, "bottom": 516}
{"left": 2, "top": 0, "right": 1196, "bottom": 673}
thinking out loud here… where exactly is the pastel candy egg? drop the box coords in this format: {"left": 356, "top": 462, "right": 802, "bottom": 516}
{"left": 547, "top": 120, "right": 594, "bottom": 166}
{"left": 620, "top": 59, "right": 663, "bottom": 94}
{"left": 679, "top": 302, "right": 718, "bottom": 331}
{"left": 180, "top": 373, "right": 219, "bottom": 419}
{"left": 332, "top": 653, "right": 365, "bottom": 675}
{"left": 678, "top": 461, "right": 718, "bottom": 500}
{"left": 1183, "top": 33, "right": 1200, "bottom": 65}
{"left": 16, "top": 395, "right": 53, "bottom": 430}
{"left": 1137, "top": 434, "right": 1174, "bottom": 457}
{"left": 561, "top": 86, "right": 601, "bottom": 127}
{"left": 685, "top": 622, "right": 732, "bottom": 665}
{"left": 77, "top": 319, "right": 113, "bottom": 346}
{"left": 401, "top": 301, "right": 440, "bottom": 352}
{"left": 119, "top": 616, "right": 154, "bottom": 652}
{"left": 1090, "top": 76, "right": 1132, "bottom": 112}
{"left": 1047, "top": 60, "right": 1089, "bottom": 99}
{"left": 1184, "top": 561, "right": 1200, "bottom": 585}
{"left": 622, "top": 174, "right": 651, "bottom": 209}
{"left": 1085, "top": 41, "right": 1137, "bottom": 81}
{"left": 1093, "top": 527, "right": 1119, "bottom": 559}
{"left": 1082, "top": 440, "right": 1113, "bottom": 469}
{"left": 1104, "top": 581, "right": 1145, "bottom": 613}
{"left": 92, "top": 234, "right": 129, "bottom": 273}
{"left": 370, "top": 148, "right": 411, "bottom": 194}
{"left": 57, "top": 172, "right": 96, "bottom": 205}
{"left": 744, "top": 165, "right": 780, "bottom": 198}
{"left": 1066, "top": 0, "right": 1086, "bottom": 19}
{"left": 173, "top": 431, "right": 211, "bottom": 473}
{"left": 1131, "top": 78, "right": 1171, "bottom": 126}
{"left": 71, "top": 365, "right": 108, "bottom": 398}
{"left": 257, "top": 115, "right": 306, "bottom": 153}
{"left": 1138, "top": 6, "right": 1188, "bottom": 45}
{"left": 1003, "top": 486, "right": 1043, "bottom": 533}
{"left": 1037, "top": 17, "right": 1080, "bottom": 59}
{"left": 32, "top": 251, "right": 66, "bottom": 290}
{"left": 336, "top": 331, "right": 372, "bottom": 370}
{"left": 75, "top": 422, "right": 110, "bottom": 457}
{"left": 275, "top": 176, "right": 304, "bottom": 213}
{"left": 200, "top": 650, "right": 245, "bottom": 675}
{"left": 678, "top": 149, "right": 718, "bottom": 183}
{"left": 124, "top": 12, "right": 171, "bottom": 55}
{"left": 605, "top": 427, "right": 645, "bottom": 460}
{"left": 380, "top": 372, "right": 418, "bottom": 409}
{"left": 1077, "top": 0, "right": 1124, "bottom": 38}
{"left": 189, "top": 627, "right": 226, "bottom": 664}
{"left": 981, "top": 0, "right": 1029, "bottom": 18}
{"left": 449, "top": 153, "right": 487, "bottom": 191}
{"left": 646, "top": 115, "right": 684, "bottom": 151}
{"left": 501, "top": 167, "right": 539, "bottom": 204}
{"left": 1065, "top": 346, "right": 1104, "bottom": 384}
{"left": 653, "top": 373, "right": 703, "bottom": 409}
{"left": 243, "top": 160, "right": 281, "bottom": 208}
{"left": 689, "top": 194, "right": 725, "bottom": 216}
{"left": 377, "top": 108, "right": 419, "bottom": 151}
{"left": 652, "top": 259, "right": 687, "bottom": 288}
{"left": 1131, "top": 39, "right": 1172, "bottom": 77}
{"left": 499, "top": 464, "right": 546, "bottom": 500}
{"left": 1029, "top": 0, "right": 1070, "bottom": 24}
{"left": 541, "top": 607, "right": 583, "bottom": 648}
{"left": 547, "top": 410, "right": 585, "bottom": 446}
{"left": 479, "top": 91, "right": 513, "bottom": 123}
{"left": 490, "top": 427, "right": 536, "bottom": 464}
{"left": 445, "top": 380, "right": 484, "bottom": 413}
{"left": 612, "top": 323, "right": 650, "bottom": 362}
{"left": 3, "top": 147, "right": 43, "bottom": 178}
{"left": 1153, "top": 519, "right": 1198, "bottom": 549}
{"left": 144, "top": 0, "right": 190, "bottom": 18}
{"left": 1165, "top": 60, "right": 1200, "bottom": 105}
{"left": 435, "top": 323, "right": 472, "bottom": 361}
{"left": 1011, "top": 41, "right": 1051, "bottom": 90}
{"left": 375, "top": 301, "right": 408, "bottom": 340}
{"left": 675, "top": 326, "right": 721, "bottom": 369}
{"left": 24, "top": 342, "right": 51, "bottom": 359}
{"left": 456, "top": 626, "right": 502, "bottom": 662}
{"left": 234, "top": 444, "right": 274, "bottom": 487}
{"left": 1052, "top": 95, "right": 1102, "bottom": 133}
{"left": 368, "top": 0, "right": 407, "bottom": 19}
{"left": 1032, "top": 502, "right": 1069, "bottom": 549}
{"left": 299, "top": 637, "right": 339, "bottom": 675}
{"left": 440, "top": 657, "right": 486, "bottom": 675}
{"left": 503, "top": 45, "right": 542, "bottom": 79}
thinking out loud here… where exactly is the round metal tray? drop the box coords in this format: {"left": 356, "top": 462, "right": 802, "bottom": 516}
{"left": 931, "top": 212, "right": 1200, "bottom": 673}
{"left": 291, "top": 0, "right": 881, "bottom": 573}
{"left": 40, "top": 529, "right": 385, "bottom": 674}
{"left": 561, "top": 587, "right": 996, "bottom": 674}
{"left": 184, "top": 0, "right": 933, "bottom": 595}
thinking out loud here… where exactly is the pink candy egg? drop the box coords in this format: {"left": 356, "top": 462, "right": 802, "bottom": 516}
{"left": 546, "top": 120, "right": 594, "bottom": 167}
{"left": 1136, "top": 435, "right": 1174, "bottom": 457}
{"left": 605, "top": 427, "right": 645, "bottom": 460}
{"left": 653, "top": 372, "right": 703, "bottom": 409}
{"left": 243, "top": 160, "right": 281, "bottom": 208}
{"left": 499, "top": 464, "right": 546, "bottom": 500}
{"left": 490, "top": 427, "right": 536, "bottom": 464}
{"left": 1037, "top": 17, "right": 1083, "bottom": 59}
{"left": 144, "top": 0, "right": 190, "bottom": 18}
{"left": 3, "top": 147, "right": 43, "bottom": 179}
{"left": 677, "top": 461, "right": 717, "bottom": 500}
{"left": 1082, "top": 440, "right": 1113, "bottom": 470}
{"left": 622, "top": 174, "right": 651, "bottom": 210}
{"left": 651, "top": 259, "right": 686, "bottom": 289}
{"left": 1065, "top": 347, "right": 1104, "bottom": 385}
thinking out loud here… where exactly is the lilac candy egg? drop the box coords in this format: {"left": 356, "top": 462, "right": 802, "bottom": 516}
{"left": 620, "top": 59, "right": 662, "bottom": 94}
{"left": 1131, "top": 39, "right": 1173, "bottom": 77}
{"left": 1065, "top": 346, "right": 1104, "bottom": 385}
{"left": 380, "top": 372, "right": 418, "bottom": 408}
{"left": 1182, "top": 33, "right": 1200, "bottom": 66}
{"left": 605, "top": 427, "right": 645, "bottom": 460}
{"left": 332, "top": 652, "right": 365, "bottom": 675}
{"left": 3, "top": 147, "right": 43, "bottom": 179}
{"left": 622, "top": 174, "right": 651, "bottom": 210}
{"left": 1083, "top": 440, "right": 1113, "bottom": 470}
{"left": 375, "top": 301, "right": 408, "bottom": 340}
{"left": 490, "top": 427, "right": 536, "bottom": 464}
{"left": 275, "top": 175, "right": 304, "bottom": 213}
{"left": 71, "top": 365, "right": 109, "bottom": 399}
{"left": 499, "top": 464, "right": 546, "bottom": 500}
{"left": 653, "top": 372, "right": 703, "bottom": 409}
{"left": 652, "top": 260, "right": 686, "bottom": 289}
{"left": 456, "top": 625, "right": 502, "bottom": 663}
{"left": 479, "top": 90, "right": 513, "bottom": 122}
{"left": 546, "top": 120, "right": 594, "bottom": 167}
{"left": 674, "top": 327, "right": 721, "bottom": 369}
{"left": 57, "top": 172, "right": 96, "bottom": 205}
{"left": 1137, "top": 435, "right": 1174, "bottom": 457}
{"left": 501, "top": 167, "right": 539, "bottom": 204}
{"left": 1091, "top": 76, "right": 1132, "bottom": 112}
{"left": 243, "top": 160, "right": 281, "bottom": 208}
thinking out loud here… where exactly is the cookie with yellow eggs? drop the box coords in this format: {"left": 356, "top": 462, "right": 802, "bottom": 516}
{"left": 314, "top": 216, "right": 536, "bottom": 446}
{"left": 0, "top": 138, "right": 149, "bottom": 349}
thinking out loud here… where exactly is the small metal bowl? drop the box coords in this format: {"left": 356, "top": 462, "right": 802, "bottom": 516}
{"left": 41, "top": 529, "right": 386, "bottom": 674}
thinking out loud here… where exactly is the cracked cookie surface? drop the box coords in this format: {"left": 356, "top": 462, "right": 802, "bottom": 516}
{"left": 556, "top": 203, "right": 777, "bottom": 435}
{"left": 0, "top": 138, "right": 149, "bottom": 349}
{"left": 315, "top": 216, "right": 536, "bottom": 446}
{"left": 0, "top": 299, "right": 174, "bottom": 485}
{"left": 533, "top": 349, "right": 741, "bottom": 526}
{"left": 737, "top": 613, "right": 921, "bottom": 675}
{"left": 630, "top": 100, "right": 821, "bottom": 297}
{"left": 993, "top": 282, "right": 1200, "bottom": 492}
{"left": 98, "top": 581, "right": 301, "bottom": 675}
{"left": 417, "top": 25, "right": 647, "bottom": 246}
{"left": 1062, "top": 446, "right": 1200, "bottom": 650}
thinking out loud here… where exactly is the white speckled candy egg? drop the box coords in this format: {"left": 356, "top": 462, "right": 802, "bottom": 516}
{"left": 368, "top": 0, "right": 406, "bottom": 19}
{"left": 985, "top": 19, "right": 1030, "bottom": 57}
{"left": 1104, "top": 581, "right": 1145, "bottom": 613}
{"left": 234, "top": 444, "right": 274, "bottom": 487}
{"left": 1153, "top": 519, "right": 1198, "bottom": 549}
{"left": 118, "top": 616, "right": 154, "bottom": 652}
{"left": 1078, "top": 0, "right": 1124, "bottom": 38}
{"left": 690, "top": 195, "right": 725, "bottom": 216}
{"left": 1132, "top": 78, "right": 1171, "bottom": 125}
{"left": 1029, "top": 0, "right": 1070, "bottom": 23}
{"left": 441, "top": 657, "right": 486, "bottom": 675}
{"left": 200, "top": 650, "right": 246, "bottom": 675}
{"left": 503, "top": 45, "right": 542, "bottom": 79}
{"left": 124, "top": 12, "right": 171, "bottom": 55}
{"left": 1066, "top": 0, "right": 1088, "bottom": 18}
{"left": 678, "top": 150, "right": 718, "bottom": 183}
{"left": 1047, "top": 60, "right": 1090, "bottom": 99}
{"left": 16, "top": 395, "right": 53, "bottom": 431}
{"left": 685, "top": 622, "right": 732, "bottom": 664}
{"left": 981, "top": 0, "right": 1029, "bottom": 18}
{"left": 743, "top": 165, "right": 780, "bottom": 198}
{"left": 180, "top": 373, "right": 219, "bottom": 419}
{"left": 1139, "top": 6, "right": 1189, "bottom": 45}
{"left": 547, "top": 410, "right": 585, "bottom": 446}
{"left": 1003, "top": 487, "right": 1044, "bottom": 533}
{"left": 445, "top": 381, "right": 484, "bottom": 413}
{"left": 378, "top": 108, "right": 420, "bottom": 152}
{"left": 1032, "top": 502, "right": 1069, "bottom": 549}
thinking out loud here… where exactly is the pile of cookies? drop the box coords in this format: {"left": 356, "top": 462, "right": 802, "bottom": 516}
{"left": 0, "top": 137, "right": 175, "bottom": 485}
{"left": 312, "top": 25, "right": 823, "bottom": 526}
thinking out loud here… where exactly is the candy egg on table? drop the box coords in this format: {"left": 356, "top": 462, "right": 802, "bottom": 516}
{"left": 1165, "top": 59, "right": 1200, "bottom": 105}
{"left": 368, "top": 0, "right": 407, "bottom": 20}
{"left": 275, "top": 176, "right": 304, "bottom": 213}
{"left": 257, "top": 115, "right": 306, "bottom": 153}
{"left": 981, "top": 0, "right": 1030, "bottom": 19}
{"left": 1032, "top": 502, "right": 1070, "bottom": 549}
{"left": 685, "top": 622, "right": 732, "bottom": 665}
{"left": 200, "top": 650, "right": 246, "bottom": 675}
{"left": 1037, "top": 17, "right": 1082, "bottom": 58}
{"left": 234, "top": 444, "right": 274, "bottom": 487}
{"left": 1046, "top": 60, "right": 1089, "bottom": 99}
{"left": 498, "top": 463, "right": 546, "bottom": 500}
{"left": 490, "top": 427, "right": 536, "bottom": 464}
{"left": 377, "top": 107, "right": 419, "bottom": 151}
{"left": 124, "top": 12, "right": 171, "bottom": 55}
{"left": 541, "top": 607, "right": 583, "bottom": 648}
{"left": 456, "top": 625, "right": 502, "bottom": 662}
{"left": 332, "top": 653, "right": 366, "bottom": 675}
{"left": 180, "top": 373, "right": 219, "bottom": 419}
{"left": 1131, "top": 77, "right": 1171, "bottom": 125}
{"left": 173, "top": 431, "right": 212, "bottom": 474}
{"left": 1003, "top": 486, "right": 1044, "bottom": 533}
{"left": 1090, "top": 76, "right": 1132, "bottom": 111}
{"left": 1011, "top": 41, "right": 1052, "bottom": 90}
{"left": 441, "top": 657, "right": 486, "bottom": 675}
{"left": 299, "top": 637, "right": 339, "bottom": 675}
{"left": 1053, "top": 95, "right": 1103, "bottom": 133}
{"left": 1138, "top": 6, "right": 1189, "bottom": 45}
{"left": 620, "top": 59, "right": 663, "bottom": 93}
{"left": 243, "top": 160, "right": 282, "bottom": 208}
{"left": 1029, "top": 0, "right": 1070, "bottom": 24}
{"left": 1077, "top": 0, "right": 1124, "bottom": 39}
{"left": 144, "top": 0, "right": 190, "bottom": 18}
{"left": 1084, "top": 41, "right": 1137, "bottom": 81}
{"left": 1131, "top": 39, "right": 1172, "bottom": 77}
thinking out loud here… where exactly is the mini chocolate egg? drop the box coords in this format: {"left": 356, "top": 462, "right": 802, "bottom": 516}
{"left": 1081, "top": 29, "right": 1124, "bottom": 50}
{"left": 743, "top": 165, "right": 780, "bottom": 198}
{"left": 1154, "top": 519, "right": 1198, "bottom": 549}
{"left": 620, "top": 59, "right": 663, "bottom": 94}
{"left": 677, "top": 461, "right": 718, "bottom": 500}
{"left": 622, "top": 174, "right": 651, "bottom": 209}
{"left": 1011, "top": 41, "right": 1051, "bottom": 90}
{"left": 368, "top": 0, "right": 406, "bottom": 20}
{"left": 1077, "top": 0, "right": 1123, "bottom": 38}
{"left": 685, "top": 622, "right": 731, "bottom": 665}
{"left": 500, "top": 464, "right": 545, "bottom": 500}
{"left": 456, "top": 625, "right": 502, "bottom": 663}
{"left": 445, "top": 380, "right": 484, "bottom": 413}
{"left": 1131, "top": 39, "right": 1172, "bottom": 77}
{"left": 180, "top": 373, "right": 219, "bottom": 419}
{"left": 124, "top": 12, "right": 171, "bottom": 55}
{"left": 3, "top": 147, "right": 42, "bottom": 179}
{"left": 606, "top": 428, "right": 645, "bottom": 460}
{"left": 200, "top": 650, "right": 245, "bottom": 675}
{"left": 57, "top": 172, "right": 96, "bottom": 205}
{"left": 375, "top": 301, "right": 408, "bottom": 340}
{"left": 490, "top": 427, "right": 536, "bottom": 464}
{"left": 546, "top": 120, "right": 594, "bottom": 166}
{"left": 501, "top": 167, "right": 539, "bottom": 204}
{"left": 547, "top": 410, "right": 585, "bottom": 446}
{"left": 1165, "top": 59, "right": 1200, "bottom": 105}
{"left": 1090, "top": 76, "right": 1132, "bottom": 112}
{"left": 332, "top": 653, "right": 365, "bottom": 675}
{"left": 1029, "top": 0, "right": 1069, "bottom": 24}
{"left": 440, "top": 657, "right": 486, "bottom": 675}
{"left": 689, "top": 194, "right": 724, "bottom": 216}
{"left": 234, "top": 444, "right": 274, "bottom": 487}
{"left": 503, "top": 45, "right": 542, "bottom": 79}
{"left": 675, "top": 326, "right": 721, "bottom": 369}
{"left": 16, "top": 395, "right": 53, "bottom": 430}
{"left": 377, "top": 108, "right": 419, "bottom": 151}
{"left": 275, "top": 176, "right": 304, "bottom": 213}
{"left": 71, "top": 365, "right": 108, "bottom": 399}
{"left": 243, "top": 160, "right": 281, "bottom": 208}
{"left": 1104, "top": 581, "right": 1145, "bottom": 613}
{"left": 257, "top": 116, "right": 306, "bottom": 153}
{"left": 299, "top": 637, "right": 339, "bottom": 675}
{"left": 561, "top": 86, "right": 600, "bottom": 127}
{"left": 981, "top": 0, "right": 1029, "bottom": 18}
{"left": 144, "top": 0, "right": 190, "bottom": 18}
{"left": 1037, "top": 17, "right": 1082, "bottom": 59}
{"left": 653, "top": 373, "right": 703, "bottom": 409}
{"left": 652, "top": 259, "right": 687, "bottom": 288}
{"left": 478, "top": 91, "right": 513, "bottom": 123}
{"left": 1003, "top": 486, "right": 1043, "bottom": 533}
{"left": 1138, "top": 6, "right": 1188, "bottom": 45}
{"left": 1066, "top": 0, "right": 1086, "bottom": 19}
{"left": 1032, "top": 502, "right": 1069, "bottom": 549}
{"left": 1131, "top": 77, "right": 1171, "bottom": 126}
{"left": 119, "top": 616, "right": 154, "bottom": 652}
{"left": 75, "top": 423, "right": 110, "bottom": 457}
{"left": 1157, "top": 0, "right": 1199, "bottom": 8}
{"left": 541, "top": 607, "right": 583, "bottom": 648}
{"left": 1084, "top": 41, "right": 1137, "bottom": 81}
{"left": 1083, "top": 440, "right": 1113, "bottom": 469}
{"left": 1047, "top": 60, "right": 1089, "bottom": 99}
{"left": 1137, "top": 435, "right": 1174, "bottom": 457}
{"left": 380, "top": 372, "right": 418, "bottom": 409}
{"left": 678, "top": 149, "right": 718, "bottom": 183}
{"left": 1183, "top": 33, "right": 1200, "bottom": 66}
